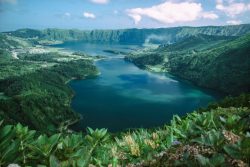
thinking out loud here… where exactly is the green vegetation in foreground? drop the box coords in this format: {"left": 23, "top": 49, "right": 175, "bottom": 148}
{"left": 125, "top": 33, "right": 250, "bottom": 95}
{"left": 0, "top": 33, "right": 99, "bottom": 133}
{"left": 0, "top": 94, "right": 250, "bottom": 166}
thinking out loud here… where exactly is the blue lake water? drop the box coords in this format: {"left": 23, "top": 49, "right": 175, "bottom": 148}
{"left": 53, "top": 41, "right": 221, "bottom": 132}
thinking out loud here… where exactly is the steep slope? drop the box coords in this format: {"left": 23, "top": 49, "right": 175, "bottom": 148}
{"left": 126, "top": 33, "right": 250, "bottom": 95}
{"left": 5, "top": 24, "right": 250, "bottom": 44}
{"left": 0, "top": 34, "right": 99, "bottom": 133}
{"left": 158, "top": 34, "right": 236, "bottom": 51}
{"left": 0, "top": 33, "right": 31, "bottom": 49}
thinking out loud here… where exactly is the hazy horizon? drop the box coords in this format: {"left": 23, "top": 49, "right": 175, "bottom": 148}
{"left": 2, "top": 23, "right": 250, "bottom": 33}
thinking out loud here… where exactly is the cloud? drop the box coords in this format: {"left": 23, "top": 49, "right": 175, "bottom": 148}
{"left": 216, "top": 0, "right": 250, "bottom": 17}
{"left": 90, "top": 0, "right": 109, "bottom": 4}
{"left": 202, "top": 12, "right": 219, "bottom": 20}
{"left": 128, "top": 13, "right": 142, "bottom": 24}
{"left": 226, "top": 20, "right": 242, "bottom": 25}
{"left": 0, "top": 0, "right": 17, "bottom": 4}
{"left": 83, "top": 12, "right": 96, "bottom": 19}
{"left": 126, "top": 1, "right": 218, "bottom": 25}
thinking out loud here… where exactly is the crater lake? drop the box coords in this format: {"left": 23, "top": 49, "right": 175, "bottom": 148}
{"left": 53, "top": 41, "right": 221, "bottom": 132}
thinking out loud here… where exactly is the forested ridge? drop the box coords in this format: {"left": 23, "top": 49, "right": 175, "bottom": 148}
{"left": 126, "top": 33, "right": 250, "bottom": 95}
{"left": 5, "top": 24, "right": 250, "bottom": 44}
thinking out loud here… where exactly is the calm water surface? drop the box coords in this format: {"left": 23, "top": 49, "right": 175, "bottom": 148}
{"left": 53, "top": 41, "right": 221, "bottom": 132}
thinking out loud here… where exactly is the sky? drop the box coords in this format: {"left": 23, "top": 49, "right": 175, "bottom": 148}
{"left": 0, "top": 0, "right": 250, "bottom": 31}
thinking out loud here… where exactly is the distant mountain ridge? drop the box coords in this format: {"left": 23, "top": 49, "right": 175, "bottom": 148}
{"left": 5, "top": 24, "right": 250, "bottom": 44}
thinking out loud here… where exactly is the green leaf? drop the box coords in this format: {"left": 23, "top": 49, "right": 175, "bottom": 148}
{"left": 219, "top": 116, "right": 226, "bottom": 123}
{"left": 196, "top": 154, "right": 209, "bottom": 166}
{"left": 210, "top": 153, "right": 225, "bottom": 166}
{"left": 87, "top": 127, "right": 94, "bottom": 134}
{"left": 0, "top": 120, "right": 3, "bottom": 127}
{"left": 224, "top": 144, "right": 241, "bottom": 159}
{"left": 165, "top": 128, "right": 174, "bottom": 147}
{"left": 112, "top": 157, "right": 118, "bottom": 167}
{"left": 241, "top": 138, "right": 250, "bottom": 158}
{"left": 1, "top": 140, "right": 20, "bottom": 164}
{"left": 0, "top": 125, "right": 13, "bottom": 141}
{"left": 77, "top": 157, "right": 88, "bottom": 167}
{"left": 49, "top": 155, "right": 60, "bottom": 167}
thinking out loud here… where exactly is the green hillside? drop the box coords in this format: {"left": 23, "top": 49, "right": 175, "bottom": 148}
{"left": 125, "top": 33, "right": 250, "bottom": 95}
{"left": 0, "top": 34, "right": 99, "bottom": 133}
{"left": 6, "top": 24, "right": 250, "bottom": 44}
{"left": 0, "top": 33, "right": 32, "bottom": 49}
{"left": 158, "top": 34, "right": 236, "bottom": 51}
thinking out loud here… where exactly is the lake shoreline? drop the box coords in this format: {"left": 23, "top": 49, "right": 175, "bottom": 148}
{"left": 124, "top": 58, "right": 225, "bottom": 100}
{"left": 60, "top": 42, "right": 220, "bottom": 132}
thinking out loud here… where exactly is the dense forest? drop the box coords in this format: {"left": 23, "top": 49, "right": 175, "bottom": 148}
{"left": 0, "top": 34, "right": 99, "bottom": 133}
{"left": 125, "top": 33, "right": 250, "bottom": 95}
{"left": 1, "top": 24, "right": 250, "bottom": 166}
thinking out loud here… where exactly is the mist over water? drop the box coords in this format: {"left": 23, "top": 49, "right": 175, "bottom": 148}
{"left": 53, "top": 42, "right": 220, "bottom": 132}
{"left": 144, "top": 34, "right": 171, "bottom": 45}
